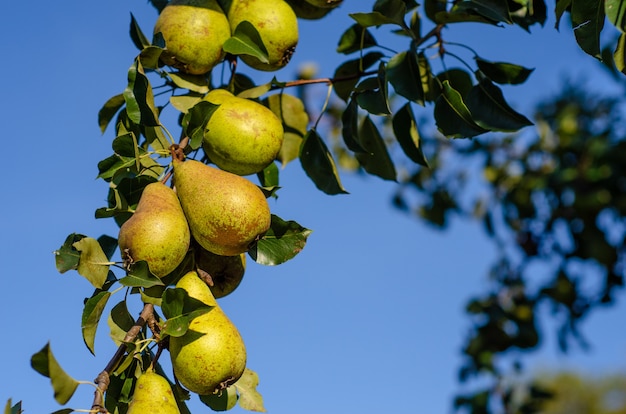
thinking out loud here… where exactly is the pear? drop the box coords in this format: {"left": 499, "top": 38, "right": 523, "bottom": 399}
{"left": 173, "top": 159, "right": 271, "bottom": 256}
{"left": 169, "top": 271, "right": 247, "bottom": 395}
{"left": 227, "top": 0, "right": 299, "bottom": 71}
{"left": 196, "top": 247, "right": 246, "bottom": 298}
{"left": 127, "top": 369, "right": 181, "bottom": 414}
{"left": 154, "top": 0, "right": 231, "bottom": 75}
{"left": 203, "top": 90, "right": 284, "bottom": 176}
{"left": 118, "top": 182, "right": 190, "bottom": 278}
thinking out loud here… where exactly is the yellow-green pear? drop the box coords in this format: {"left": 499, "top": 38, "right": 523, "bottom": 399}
{"left": 173, "top": 159, "right": 271, "bottom": 256}
{"left": 203, "top": 91, "right": 284, "bottom": 176}
{"left": 227, "top": 0, "right": 299, "bottom": 71}
{"left": 204, "top": 88, "right": 235, "bottom": 104}
{"left": 127, "top": 369, "right": 181, "bottom": 414}
{"left": 154, "top": 0, "right": 231, "bottom": 75}
{"left": 196, "top": 247, "right": 246, "bottom": 298}
{"left": 118, "top": 182, "right": 191, "bottom": 278}
{"left": 169, "top": 271, "right": 247, "bottom": 395}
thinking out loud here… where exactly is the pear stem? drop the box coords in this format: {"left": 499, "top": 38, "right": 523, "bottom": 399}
{"left": 90, "top": 303, "right": 155, "bottom": 413}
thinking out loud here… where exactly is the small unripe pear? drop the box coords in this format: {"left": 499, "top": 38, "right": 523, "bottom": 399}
{"left": 127, "top": 369, "right": 181, "bottom": 414}
{"left": 118, "top": 182, "right": 190, "bottom": 278}
{"left": 227, "top": 0, "right": 299, "bottom": 71}
{"left": 169, "top": 271, "right": 247, "bottom": 395}
{"left": 173, "top": 159, "right": 271, "bottom": 256}
{"left": 203, "top": 91, "right": 284, "bottom": 176}
{"left": 154, "top": 0, "right": 231, "bottom": 75}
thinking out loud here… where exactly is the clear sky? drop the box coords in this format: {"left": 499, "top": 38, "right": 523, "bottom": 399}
{"left": 1, "top": 1, "right": 625, "bottom": 413}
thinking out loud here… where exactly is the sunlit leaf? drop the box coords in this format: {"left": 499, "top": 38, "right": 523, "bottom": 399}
{"left": 571, "top": 0, "right": 605, "bottom": 58}
{"left": 82, "top": 291, "right": 112, "bottom": 355}
{"left": 392, "top": 103, "right": 429, "bottom": 167}
{"left": 98, "top": 94, "right": 126, "bottom": 134}
{"left": 31, "top": 343, "right": 79, "bottom": 405}
{"left": 337, "top": 24, "right": 378, "bottom": 54}
{"left": 73, "top": 237, "right": 111, "bottom": 289}
{"left": 234, "top": 369, "right": 266, "bottom": 412}
{"left": 118, "top": 261, "right": 165, "bottom": 288}
{"left": 264, "top": 93, "right": 309, "bottom": 167}
{"left": 170, "top": 94, "right": 203, "bottom": 113}
{"left": 223, "top": 21, "right": 269, "bottom": 63}
{"left": 54, "top": 233, "right": 85, "bottom": 274}
{"left": 124, "top": 59, "right": 160, "bottom": 126}
{"left": 299, "top": 130, "right": 348, "bottom": 195}
{"left": 466, "top": 79, "right": 533, "bottom": 131}
{"left": 475, "top": 57, "right": 534, "bottom": 84}
{"left": 387, "top": 50, "right": 425, "bottom": 104}
{"left": 615, "top": 33, "right": 626, "bottom": 73}
{"left": 434, "top": 80, "right": 488, "bottom": 138}
{"left": 4, "top": 399, "right": 21, "bottom": 414}
{"left": 108, "top": 299, "right": 136, "bottom": 346}
{"left": 355, "top": 117, "right": 397, "bottom": 181}
{"left": 167, "top": 72, "right": 210, "bottom": 94}
{"left": 250, "top": 215, "right": 313, "bottom": 265}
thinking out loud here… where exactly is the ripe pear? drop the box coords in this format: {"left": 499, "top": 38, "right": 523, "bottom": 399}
{"left": 227, "top": 0, "right": 299, "bottom": 71}
{"left": 203, "top": 91, "right": 284, "bottom": 176}
{"left": 173, "top": 159, "right": 271, "bottom": 256}
{"left": 118, "top": 182, "right": 191, "bottom": 278}
{"left": 127, "top": 369, "right": 181, "bottom": 414}
{"left": 196, "top": 247, "right": 246, "bottom": 298}
{"left": 154, "top": 0, "right": 231, "bottom": 75}
{"left": 169, "top": 271, "right": 247, "bottom": 395}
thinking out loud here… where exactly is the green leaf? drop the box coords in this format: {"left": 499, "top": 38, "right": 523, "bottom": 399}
{"left": 614, "top": 33, "right": 626, "bottom": 73}
{"left": 571, "top": 0, "right": 605, "bottom": 58}
{"left": 341, "top": 98, "right": 367, "bottom": 152}
{"left": 606, "top": 0, "right": 626, "bottom": 31}
{"left": 373, "top": 0, "right": 410, "bottom": 25}
{"left": 236, "top": 77, "right": 287, "bottom": 99}
{"left": 465, "top": 79, "right": 533, "bottom": 131}
{"left": 356, "top": 62, "right": 391, "bottom": 115}
{"left": 425, "top": 0, "right": 448, "bottom": 23}
{"left": 161, "top": 288, "right": 213, "bottom": 337}
{"left": 82, "top": 291, "right": 112, "bottom": 355}
{"left": 138, "top": 45, "right": 164, "bottom": 69}
{"left": 108, "top": 300, "right": 136, "bottom": 346}
{"left": 263, "top": 93, "right": 309, "bottom": 167}
{"left": 333, "top": 52, "right": 384, "bottom": 101}
{"left": 200, "top": 387, "right": 239, "bottom": 411}
{"left": 223, "top": 21, "right": 269, "bottom": 63}
{"left": 129, "top": 13, "right": 151, "bottom": 51}
{"left": 118, "top": 261, "right": 165, "bottom": 288}
{"left": 98, "top": 94, "right": 126, "bottom": 134}
{"left": 392, "top": 103, "right": 429, "bottom": 167}
{"left": 436, "top": 68, "right": 474, "bottom": 96}
{"left": 148, "top": 0, "right": 168, "bottom": 13}
{"left": 475, "top": 57, "right": 534, "bottom": 84}
{"left": 4, "top": 399, "right": 21, "bottom": 414}
{"left": 258, "top": 162, "right": 280, "bottom": 189}
{"left": 299, "top": 130, "right": 349, "bottom": 195}
{"left": 355, "top": 117, "right": 397, "bottom": 181}
{"left": 250, "top": 215, "right": 313, "bottom": 266}
{"left": 54, "top": 233, "right": 85, "bottom": 273}
{"left": 337, "top": 24, "right": 378, "bottom": 54}
{"left": 434, "top": 80, "right": 488, "bottom": 138}
{"left": 73, "top": 237, "right": 111, "bottom": 289}
{"left": 555, "top": 0, "right": 572, "bottom": 29}
{"left": 167, "top": 72, "right": 210, "bottom": 94}
{"left": 170, "top": 94, "right": 203, "bottom": 113}
{"left": 452, "top": 0, "right": 512, "bottom": 23}
{"left": 30, "top": 343, "right": 79, "bottom": 405}
{"left": 386, "top": 51, "right": 425, "bottom": 104}
{"left": 350, "top": 11, "right": 402, "bottom": 27}
{"left": 234, "top": 369, "right": 266, "bottom": 412}
{"left": 182, "top": 100, "right": 220, "bottom": 150}
{"left": 124, "top": 58, "right": 160, "bottom": 126}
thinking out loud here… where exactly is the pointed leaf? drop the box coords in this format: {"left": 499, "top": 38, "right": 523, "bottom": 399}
{"left": 451, "top": 0, "right": 512, "bottom": 23}
{"left": 98, "top": 94, "right": 126, "bottom": 134}
{"left": 170, "top": 94, "right": 203, "bottom": 113}
{"left": 341, "top": 98, "right": 367, "bottom": 152}
{"left": 4, "top": 400, "right": 22, "bottom": 414}
{"left": 182, "top": 101, "right": 219, "bottom": 150}
{"left": 355, "top": 117, "right": 397, "bottom": 181}
{"left": 118, "top": 261, "right": 165, "bottom": 288}
{"left": 425, "top": 0, "right": 448, "bottom": 22}
{"left": 263, "top": 93, "right": 309, "bottom": 167}
{"left": 54, "top": 233, "right": 85, "bottom": 274}
{"left": 614, "top": 33, "right": 626, "bottom": 73}
{"left": 200, "top": 387, "right": 239, "bottom": 411}
{"left": 333, "top": 52, "right": 384, "bottom": 101}
{"left": 465, "top": 79, "right": 533, "bottom": 131}
{"left": 387, "top": 51, "right": 425, "bottom": 103}
{"left": 434, "top": 80, "right": 488, "bottom": 138}
{"left": 475, "top": 57, "right": 534, "bottom": 84}
{"left": 350, "top": 11, "right": 402, "bottom": 27}
{"left": 337, "top": 24, "right": 378, "bottom": 54}
{"left": 249, "top": 215, "right": 312, "bottom": 265}
{"left": 223, "top": 21, "right": 269, "bottom": 63}
{"left": 73, "top": 237, "right": 111, "bottom": 289}
{"left": 571, "top": 0, "right": 605, "bottom": 58}
{"left": 392, "top": 103, "right": 429, "bottom": 167}
{"left": 606, "top": 0, "right": 626, "bottom": 32}
{"left": 356, "top": 62, "right": 391, "bottom": 115}
{"left": 30, "top": 343, "right": 79, "bottom": 405}
{"left": 82, "top": 291, "right": 112, "bottom": 355}
{"left": 124, "top": 59, "right": 160, "bottom": 126}
{"left": 129, "top": 13, "right": 151, "bottom": 51}
{"left": 108, "top": 300, "right": 136, "bottom": 346}
{"left": 234, "top": 369, "right": 266, "bottom": 412}
{"left": 168, "top": 72, "right": 210, "bottom": 94}
{"left": 300, "top": 130, "right": 349, "bottom": 195}
{"left": 161, "top": 288, "right": 213, "bottom": 337}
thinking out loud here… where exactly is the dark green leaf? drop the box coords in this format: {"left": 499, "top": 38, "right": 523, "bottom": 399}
{"left": 333, "top": 52, "right": 384, "bottom": 101}
{"left": 148, "top": 0, "right": 168, "bottom": 13}
{"left": 200, "top": 387, "right": 238, "bottom": 411}
{"left": 5, "top": 400, "right": 22, "bottom": 414}
{"left": 223, "top": 21, "right": 269, "bottom": 63}
{"left": 98, "top": 94, "right": 126, "bottom": 134}
{"left": 425, "top": 0, "right": 448, "bottom": 23}
{"left": 372, "top": 0, "right": 409, "bottom": 26}
{"left": 571, "top": 0, "right": 605, "bottom": 58}
{"left": 555, "top": 0, "right": 572, "bottom": 29}
{"left": 112, "top": 132, "right": 140, "bottom": 158}
{"left": 30, "top": 343, "right": 79, "bottom": 405}
{"left": 54, "top": 233, "right": 86, "bottom": 274}
{"left": 250, "top": 215, "right": 313, "bottom": 266}
{"left": 341, "top": 98, "right": 367, "bottom": 152}
{"left": 124, "top": 59, "right": 160, "bottom": 126}
{"left": 475, "top": 57, "right": 534, "bottom": 84}
{"left": 434, "top": 80, "right": 488, "bottom": 138}
{"left": 355, "top": 117, "right": 397, "bottom": 181}
{"left": 606, "top": 0, "right": 626, "bottom": 32}
{"left": 337, "top": 24, "right": 378, "bottom": 54}
{"left": 387, "top": 51, "right": 425, "bottom": 104}
{"left": 82, "top": 291, "right": 112, "bottom": 355}
{"left": 130, "top": 13, "right": 151, "bottom": 51}
{"left": 350, "top": 11, "right": 402, "bottom": 27}
{"left": 299, "top": 130, "right": 349, "bottom": 195}
{"left": 182, "top": 101, "right": 220, "bottom": 150}
{"left": 436, "top": 68, "right": 474, "bottom": 96}
{"left": 466, "top": 79, "right": 533, "bottom": 131}
{"left": 118, "top": 261, "right": 165, "bottom": 288}
{"left": 258, "top": 162, "right": 280, "bottom": 188}
{"left": 96, "top": 153, "right": 137, "bottom": 181}
{"left": 356, "top": 62, "right": 391, "bottom": 115}
{"left": 454, "top": 0, "right": 512, "bottom": 23}
{"left": 138, "top": 45, "right": 164, "bottom": 69}
{"left": 108, "top": 300, "right": 136, "bottom": 346}
{"left": 98, "top": 235, "right": 118, "bottom": 261}
{"left": 392, "top": 103, "right": 429, "bottom": 167}
{"left": 161, "top": 288, "right": 213, "bottom": 337}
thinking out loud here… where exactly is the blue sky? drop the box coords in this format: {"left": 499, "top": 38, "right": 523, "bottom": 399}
{"left": 1, "top": 1, "right": 625, "bottom": 413}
